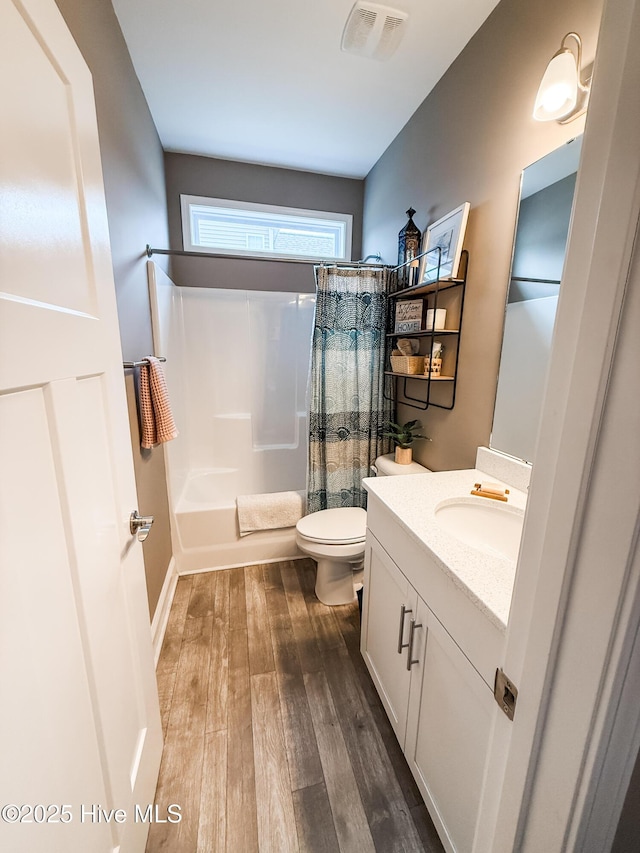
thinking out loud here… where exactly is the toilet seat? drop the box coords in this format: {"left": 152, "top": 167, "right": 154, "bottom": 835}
{"left": 295, "top": 507, "right": 367, "bottom": 605}
{"left": 296, "top": 507, "right": 366, "bottom": 545}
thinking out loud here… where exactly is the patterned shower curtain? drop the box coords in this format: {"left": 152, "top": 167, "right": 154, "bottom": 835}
{"left": 307, "top": 266, "right": 392, "bottom": 512}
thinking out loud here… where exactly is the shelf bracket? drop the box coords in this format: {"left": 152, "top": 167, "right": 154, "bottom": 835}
{"left": 385, "top": 375, "right": 430, "bottom": 411}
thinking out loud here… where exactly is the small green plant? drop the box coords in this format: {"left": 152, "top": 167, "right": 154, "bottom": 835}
{"left": 383, "top": 419, "right": 430, "bottom": 449}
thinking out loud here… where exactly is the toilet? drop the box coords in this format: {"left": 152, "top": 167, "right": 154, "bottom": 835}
{"left": 296, "top": 453, "right": 431, "bottom": 605}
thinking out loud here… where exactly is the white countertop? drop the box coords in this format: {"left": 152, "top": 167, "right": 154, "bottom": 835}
{"left": 363, "top": 469, "right": 527, "bottom": 630}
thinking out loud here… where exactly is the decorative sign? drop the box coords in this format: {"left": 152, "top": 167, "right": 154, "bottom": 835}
{"left": 394, "top": 299, "right": 423, "bottom": 334}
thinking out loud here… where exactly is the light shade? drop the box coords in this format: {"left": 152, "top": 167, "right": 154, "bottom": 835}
{"left": 533, "top": 33, "right": 589, "bottom": 123}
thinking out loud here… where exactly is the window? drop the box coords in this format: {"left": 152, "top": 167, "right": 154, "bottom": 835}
{"left": 181, "top": 195, "right": 352, "bottom": 262}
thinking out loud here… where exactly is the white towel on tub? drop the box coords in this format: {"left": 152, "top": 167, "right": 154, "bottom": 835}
{"left": 236, "top": 491, "right": 305, "bottom": 537}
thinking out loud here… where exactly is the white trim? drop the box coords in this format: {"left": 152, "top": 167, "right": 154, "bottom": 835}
{"left": 150, "top": 557, "right": 178, "bottom": 667}
{"left": 476, "top": 0, "right": 640, "bottom": 848}
{"left": 180, "top": 194, "right": 353, "bottom": 262}
{"left": 177, "top": 554, "right": 308, "bottom": 576}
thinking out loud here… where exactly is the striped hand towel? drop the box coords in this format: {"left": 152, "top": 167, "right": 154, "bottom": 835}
{"left": 139, "top": 356, "right": 178, "bottom": 449}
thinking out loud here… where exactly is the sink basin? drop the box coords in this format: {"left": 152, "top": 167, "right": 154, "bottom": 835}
{"left": 434, "top": 498, "right": 524, "bottom": 561}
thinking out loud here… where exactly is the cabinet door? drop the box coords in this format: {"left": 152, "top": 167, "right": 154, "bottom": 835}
{"left": 405, "top": 599, "right": 496, "bottom": 853}
{"left": 361, "top": 534, "right": 418, "bottom": 746}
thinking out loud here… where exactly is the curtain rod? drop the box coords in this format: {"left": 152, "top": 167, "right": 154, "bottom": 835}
{"left": 321, "top": 245, "right": 450, "bottom": 272}
{"left": 146, "top": 245, "right": 313, "bottom": 266}
{"left": 146, "top": 245, "right": 374, "bottom": 267}
{"left": 145, "top": 245, "right": 444, "bottom": 272}
{"left": 320, "top": 246, "right": 445, "bottom": 271}
{"left": 316, "top": 246, "right": 442, "bottom": 272}
{"left": 146, "top": 245, "right": 390, "bottom": 268}
{"left": 317, "top": 254, "right": 385, "bottom": 270}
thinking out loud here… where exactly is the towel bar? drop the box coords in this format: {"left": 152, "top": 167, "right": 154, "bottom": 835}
{"left": 123, "top": 357, "right": 166, "bottom": 369}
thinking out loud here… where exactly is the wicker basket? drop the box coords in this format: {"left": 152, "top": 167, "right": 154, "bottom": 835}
{"left": 390, "top": 355, "right": 425, "bottom": 375}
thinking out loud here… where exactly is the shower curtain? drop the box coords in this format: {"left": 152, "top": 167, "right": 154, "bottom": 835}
{"left": 307, "top": 266, "right": 392, "bottom": 512}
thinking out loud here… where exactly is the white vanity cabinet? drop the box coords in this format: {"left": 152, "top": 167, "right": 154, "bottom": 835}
{"left": 404, "top": 595, "right": 495, "bottom": 853}
{"left": 361, "top": 529, "right": 498, "bottom": 853}
{"left": 360, "top": 534, "right": 418, "bottom": 744}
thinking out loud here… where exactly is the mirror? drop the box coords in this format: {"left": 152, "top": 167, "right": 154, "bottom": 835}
{"left": 491, "top": 136, "right": 582, "bottom": 463}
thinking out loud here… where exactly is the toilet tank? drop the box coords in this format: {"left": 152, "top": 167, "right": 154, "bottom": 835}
{"left": 373, "top": 453, "right": 431, "bottom": 476}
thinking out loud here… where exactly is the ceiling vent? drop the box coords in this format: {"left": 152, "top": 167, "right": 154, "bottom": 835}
{"left": 341, "top": 2, "right": 409, "bottom": 61}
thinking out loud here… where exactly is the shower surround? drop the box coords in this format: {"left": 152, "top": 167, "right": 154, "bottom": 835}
{"left": 148, "top": 262, "right": 314, "bottom": 572}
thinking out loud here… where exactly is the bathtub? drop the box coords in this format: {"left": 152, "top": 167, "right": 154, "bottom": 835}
{"left": 148, "top": 264, "right": 314, "bottom": 574}
{"left": 172, "top": 469, "right": 303, "bottom": 573}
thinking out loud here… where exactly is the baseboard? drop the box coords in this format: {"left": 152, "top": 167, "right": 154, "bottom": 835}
{"left": 151, "top": 557, "right": 178, "bottom": 667}
{"left": 178, "top": 554, "right": 308, "bottom": 576}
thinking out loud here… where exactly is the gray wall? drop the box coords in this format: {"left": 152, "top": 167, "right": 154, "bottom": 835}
{"left": 362, "top": 0, "right": 603, "bottom": 471}
{"left": 510, "top": 173, "right": 577, "bottom": 302}
{"left": 164, "top": 153, "right": 364, "bottom": 293}
{"left": 54, "top": 0, "right": 173, "bottom": 619}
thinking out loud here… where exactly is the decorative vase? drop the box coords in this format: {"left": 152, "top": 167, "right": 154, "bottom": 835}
{"left": 397, "top": 208, "right": 422, "bottom": 285}
{"left": 395, "top": 446, "right": 413, "bottom": 465}
{"left": 424, "top": 357, "right": 442, "bottom": 377}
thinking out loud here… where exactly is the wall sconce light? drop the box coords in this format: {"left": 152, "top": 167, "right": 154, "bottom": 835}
{"left": 533, "top": 32, "right": 590, "bottom": 123}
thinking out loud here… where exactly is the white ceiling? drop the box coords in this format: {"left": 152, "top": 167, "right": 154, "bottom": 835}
{"left": 112, "top": 0, "right": 501, "bottom": 179}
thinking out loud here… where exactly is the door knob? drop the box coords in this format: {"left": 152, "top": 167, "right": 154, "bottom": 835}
{"left": 130, "top": 510, "right": 154, "bottom": 542}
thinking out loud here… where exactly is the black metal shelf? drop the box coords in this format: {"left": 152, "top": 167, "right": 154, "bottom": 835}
{"left": 385, "top": 249, "right": 468, "bottom": 412}
{"left": 384, "top": 372, "right": 455, "bottom": 381}
{"left": 390, "top": 278, "right": 464, "bottom": 300}
{"left": 385, "top": 329, "right": 459, "bottom": 338}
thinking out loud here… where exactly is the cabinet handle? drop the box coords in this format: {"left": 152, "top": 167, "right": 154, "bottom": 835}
{"left": 397, "top": 605, "right": 413, "bottom": 653}
{"left": 406, "top": 618, "right": 423, "bottom": 670}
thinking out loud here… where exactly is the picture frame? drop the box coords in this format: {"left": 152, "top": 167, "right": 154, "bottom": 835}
{"left": 394, "top": 299, "right": 424, "bottom": 333}
{"left": 417, "top": 202, "right": 470, "bottom": 284}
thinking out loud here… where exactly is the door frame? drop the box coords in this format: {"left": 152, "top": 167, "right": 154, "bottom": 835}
{"left": 476, "top": 0, "right": 640, "bottom": 848}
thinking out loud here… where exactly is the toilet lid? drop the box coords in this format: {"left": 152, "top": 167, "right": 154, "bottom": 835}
{"left": 296, "top": 507, "right": 367, "bottom": 545}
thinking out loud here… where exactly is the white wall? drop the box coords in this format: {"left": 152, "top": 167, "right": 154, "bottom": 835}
{"left": 148, "top": 262, "right": 315, "bottom": 506}
{"left": 147, "top": 263, "right": 189, "bottom": 504}
{"left": 491, "top": 296, "right": 558, "bottom": 462}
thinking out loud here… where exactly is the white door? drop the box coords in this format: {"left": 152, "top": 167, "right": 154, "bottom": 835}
{"left": 0, "top": 1, "right": 162, "bottom": 851}
{"left": 361, "top": 534, "right": 417, "bottom": 745}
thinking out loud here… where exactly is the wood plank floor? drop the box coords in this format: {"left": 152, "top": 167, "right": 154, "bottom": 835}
{"left": 146, "top": 559, "right": 444, "bottom": 853}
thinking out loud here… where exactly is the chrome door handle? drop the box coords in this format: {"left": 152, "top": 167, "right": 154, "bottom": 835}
{"left": 406, "top": 618, "right": 423, "bottom": 670}
{"left": 397, "top": 604, "right": 413, "bottom": 653}
{"left": 130, "top": 510, "right": 154, "bottom": 542}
